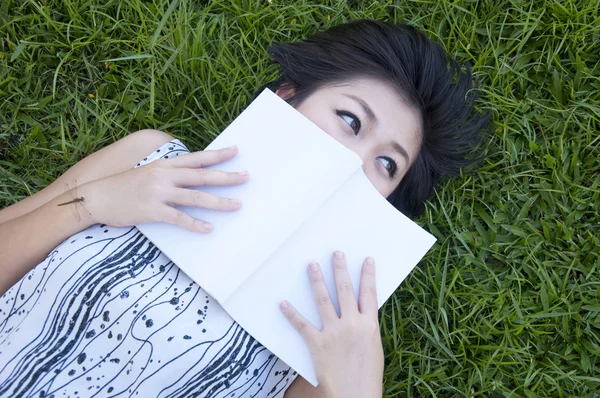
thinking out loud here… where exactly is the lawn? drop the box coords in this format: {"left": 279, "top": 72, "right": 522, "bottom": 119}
{"left": 1, "top": 0, "right": 599, "bottom": 396}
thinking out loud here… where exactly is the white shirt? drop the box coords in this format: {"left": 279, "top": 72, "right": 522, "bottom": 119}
{"left": 0, "top": 140, "right": 296, "bottom": 398}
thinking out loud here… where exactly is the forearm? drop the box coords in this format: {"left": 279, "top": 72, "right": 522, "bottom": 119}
{"left": 0, "top": 190, "right": 95, "bottom": 295}
{"left": 0, "top": 129, "right": 173, "bottom": 225}
{"left": 285, "top": 377, "right": 364, "bottom": 398}
{"left": 284, "top": 377, "right": 320, "bottom": 398}
{"left": 285, "top": 375, "right": 382, "bottom": 398}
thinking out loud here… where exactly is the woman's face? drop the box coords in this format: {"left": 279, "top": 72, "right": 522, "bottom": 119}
{"left": 279, "top": 77, "right": 422, "bottom": 197}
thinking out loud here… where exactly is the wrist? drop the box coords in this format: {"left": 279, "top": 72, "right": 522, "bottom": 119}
{"left": 49, "top": 188, "right": 97, "bottom": 230}
{"left": 0, "top": 191, "right": 97, "bottom": 295}
{"left": 318, "top": 376, "right": 382, "bottom": 398}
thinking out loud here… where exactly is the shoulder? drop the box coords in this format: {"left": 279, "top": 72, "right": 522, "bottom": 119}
{"left": 121, "top": 129, "right": 175, "bottom": 149}
{"left": 113, "top": 129, "right": 177, "bottom": 162}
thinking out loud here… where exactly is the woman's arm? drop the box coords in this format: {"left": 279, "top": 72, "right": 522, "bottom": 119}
{"left": 284, "top": 376, "right": 326, "bottom": 398}
{"left": 0, "top": 129, "right": 174, "bottom": 295}
{"left": 0, "top": 129, "right": 174, "bottom": 224}
{"left": 0, "top": 189, "right": 98, "bottom": 294}
{"left": 281, "top": 253, "right": 384, "bottom": 398}
{"left": 0, "top": 129, "right": 249, "bottom": 296}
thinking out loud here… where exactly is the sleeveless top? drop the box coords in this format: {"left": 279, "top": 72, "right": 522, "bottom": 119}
{"left": 0, "top": 140, "right": 297, "bottom": 398}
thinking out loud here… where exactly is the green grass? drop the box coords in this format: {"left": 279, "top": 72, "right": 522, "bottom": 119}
{"left": 1, "top": 0, "right": 599, "bottom": 396}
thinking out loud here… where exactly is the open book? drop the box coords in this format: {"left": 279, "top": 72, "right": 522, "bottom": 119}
{"left": 136, "top": 89, "right": 436, "bottom": 386}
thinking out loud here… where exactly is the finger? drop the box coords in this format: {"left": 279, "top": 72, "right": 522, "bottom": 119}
{"left": 280, "top": 300, "right": 318, "bottom": 342}
{"left": 358, "top": 257, "right": 378, "bottom": 315}
{"left": 160, "top": 206, "right": 214, "bottom": 233}
{"left": 168, "top": 146, "right": 239, "bottom": 168}
{"left": 307, "top": 262, "right": 338, "bottom": 324}
{"left": 170, "top": 168, "right": 249, "bottom": 188}
{"left": 168, "top": 188, "right": 242, "bottom": 211}
{"left": 332, "top": 251, "right": 358, "bottom": 316}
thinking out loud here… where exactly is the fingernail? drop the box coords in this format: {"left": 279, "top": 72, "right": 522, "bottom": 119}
{"left": 366, "top": 257, "right": 375, "bottom": 266}
{"left": 227, "top": 145, "right": 238, "bottom": 151}
{"left": 238, "top": 171, "right": 249, "bottom": 176}
{"left": 280, "top": 301, "right": 289, "bottom": 310}
{"left": 334, "top": 251, "right": 344, "bottom": 259}
{"left": 203, "top": 222, "right": 213, "bottom": 230}
{"left": 309, "top": 262, "right": 319, "bottom": 272}
{"left": 229, "top": 198, "right": 241, "bottom": 205}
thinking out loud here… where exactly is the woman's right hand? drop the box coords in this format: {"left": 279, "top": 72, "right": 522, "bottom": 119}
{"left": 76, "top": 145, "right": 248, "bottom": 232}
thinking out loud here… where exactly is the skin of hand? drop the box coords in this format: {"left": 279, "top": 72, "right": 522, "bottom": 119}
{"left": 76, "top": 145, "right": 249, "bottom": 232}
{"left": 281, "top": 251, "right": 384, "bottom": 398}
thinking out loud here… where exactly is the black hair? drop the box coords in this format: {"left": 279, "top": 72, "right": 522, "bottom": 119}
{"left": 265, "top": 19, "right": 490, "bottom": 219}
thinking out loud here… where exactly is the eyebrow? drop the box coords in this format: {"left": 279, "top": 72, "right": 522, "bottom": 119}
{"left": 343, "top": 94, "right": 411, "bottom": 165}
{"left": 344, "top": 94, "right": 377, "bottom": 124}
{"left": 391, "top": 141, "right": 410, "bottom": 165}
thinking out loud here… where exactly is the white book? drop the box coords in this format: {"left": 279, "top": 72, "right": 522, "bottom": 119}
{"left": 136, "top": 89, "right": 436, "bottom": 386}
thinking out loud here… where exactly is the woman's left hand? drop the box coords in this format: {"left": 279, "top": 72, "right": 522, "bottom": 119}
{"left": 280, "top": 251, "right": 384, "bottom": 398}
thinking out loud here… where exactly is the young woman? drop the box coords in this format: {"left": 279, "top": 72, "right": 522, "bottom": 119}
{"left": 0, "top": 20, "right": 489, "bottom": 398}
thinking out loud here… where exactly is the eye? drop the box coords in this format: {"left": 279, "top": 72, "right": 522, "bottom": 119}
{"left": 336, "top": 111, "right": 361, "bottom": 135}
{"left": 378, "top": 156, "right": 397, "bottom": 178}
